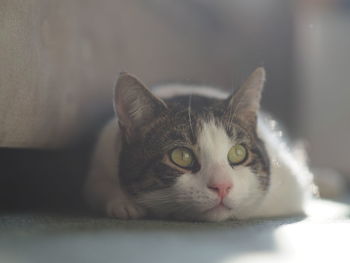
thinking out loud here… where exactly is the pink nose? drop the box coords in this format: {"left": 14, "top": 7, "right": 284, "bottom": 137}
{"left": 207, "top": 182, "right": 232, "bottom": 199}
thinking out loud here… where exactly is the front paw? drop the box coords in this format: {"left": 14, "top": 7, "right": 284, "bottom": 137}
{"left": 106, "top": 197, "right": 145, "bottom": 219}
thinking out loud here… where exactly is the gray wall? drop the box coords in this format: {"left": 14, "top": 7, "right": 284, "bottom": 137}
{"left": 0, "top": 0, "right": 296, "bottom": 148}
{"left": 296, "top": 3, "right": 350, "bottom": 174}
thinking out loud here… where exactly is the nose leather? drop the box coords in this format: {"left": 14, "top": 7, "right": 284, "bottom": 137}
{"left": 207, "top": 182, "right": 232, "bottom": 199}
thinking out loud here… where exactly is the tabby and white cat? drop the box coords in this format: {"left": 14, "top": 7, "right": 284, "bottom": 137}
{"left": 83, "top": 68, "right": 314, "bottom": 222}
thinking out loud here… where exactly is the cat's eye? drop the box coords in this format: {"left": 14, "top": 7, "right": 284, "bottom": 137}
{"left": 169, "top": 147, "right": 194, "bottom": 169}
{"left": 228, "top": 144, "right": 248, "bottom": 165}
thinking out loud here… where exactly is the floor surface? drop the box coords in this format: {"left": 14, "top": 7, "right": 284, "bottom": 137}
{"left": 1, "top": 199, "right": 350, "bottom": 263}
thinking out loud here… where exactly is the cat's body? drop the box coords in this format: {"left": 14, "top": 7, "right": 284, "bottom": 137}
{"left": 84, "top": 68, "right": 314, "bottom": 222}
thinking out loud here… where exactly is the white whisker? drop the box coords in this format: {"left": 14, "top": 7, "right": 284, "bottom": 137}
{"left": 188, "top": 94, "right": 194, "bottom": 138}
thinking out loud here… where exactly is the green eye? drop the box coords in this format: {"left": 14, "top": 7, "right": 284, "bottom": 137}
{"left": 228, "top": 144, "right": 248, "bottom": 165}
{"left": 170, "top": 147, "right": 194, "bottom": 168}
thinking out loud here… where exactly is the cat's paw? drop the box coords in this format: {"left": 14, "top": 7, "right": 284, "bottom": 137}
{"left": 106, "top": 197, "right": 145, "bottom": 219}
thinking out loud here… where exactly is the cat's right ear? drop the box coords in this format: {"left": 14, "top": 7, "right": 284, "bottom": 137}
{"left": 225, "top": 67, "right": 265, "bottom": 130}
{"left": 114, "top": 72, "right": 167, "bottom": 139}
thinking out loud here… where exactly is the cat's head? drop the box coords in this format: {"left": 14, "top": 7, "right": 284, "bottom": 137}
{"left": 114, "top": 68, "right": 270, "bottom": 221}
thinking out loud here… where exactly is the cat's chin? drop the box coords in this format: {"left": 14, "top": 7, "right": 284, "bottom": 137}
{"left": 200, "top": 204, "right": 233, "bottom": 222}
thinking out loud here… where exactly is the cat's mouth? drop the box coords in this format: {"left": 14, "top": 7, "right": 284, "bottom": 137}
{"left": 204, "top": 202, "right": 232, "bottom": 214}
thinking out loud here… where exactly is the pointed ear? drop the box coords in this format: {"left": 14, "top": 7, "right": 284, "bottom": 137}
{"left": 114, "top": 72, "right": 167, "bottom": 138}
{"left": 226, "top": 67, "right": 265, "bottom": 128}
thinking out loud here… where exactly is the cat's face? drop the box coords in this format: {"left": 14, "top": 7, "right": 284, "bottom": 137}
{"left": 115, "top": 68, "right": 270, "bottom": 221}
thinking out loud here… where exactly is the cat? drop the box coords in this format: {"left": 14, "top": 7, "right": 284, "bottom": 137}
{"left": 83, "top": 68, "right": 314, "bottom": 222}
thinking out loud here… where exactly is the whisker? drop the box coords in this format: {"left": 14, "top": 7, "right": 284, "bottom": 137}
{"left": 188, "top": 94, "right": 194, "bottom": 138}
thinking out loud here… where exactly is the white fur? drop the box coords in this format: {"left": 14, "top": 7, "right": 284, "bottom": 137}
{"left": 83, "top": 120, "right": 145, "bottom": 219}
{"left": 152, "top": 84, "right": 228, "bottom": 99}
{"left": 84, "top": 85, "right": 313, "bottom": 221}
{"left": 165, "top": 120, "right": 265, "bottom": 221}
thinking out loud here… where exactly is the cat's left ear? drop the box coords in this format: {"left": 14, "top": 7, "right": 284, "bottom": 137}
{"left": 226, "top": 67, "right": 265, "bottom": 129}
